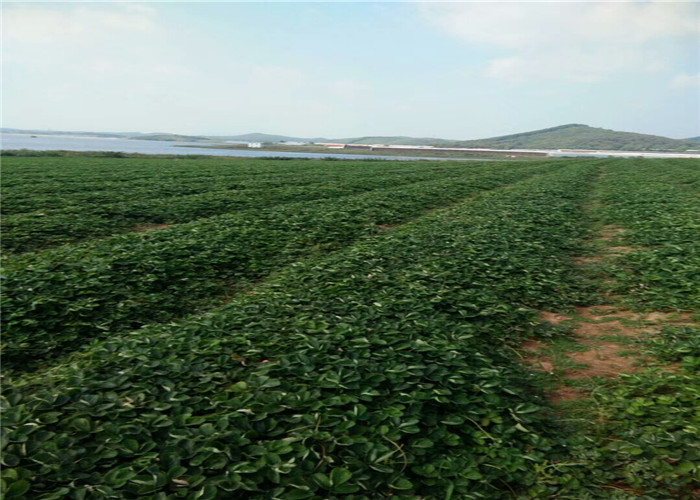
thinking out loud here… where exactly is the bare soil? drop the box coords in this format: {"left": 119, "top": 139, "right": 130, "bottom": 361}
{"left": 598, "top": 225, "right": 626, "bottom": 239}
{"left": 524, "top": 225, "right": 695, "bottom": 402}
{"left": 607, "top": 247, "right": 638, "bottom": 255}
{"left": 549, "top": 386, "right": 586, "bottom": 404}
{"left": 563, "top": 340, "right": 645, "bottom": 379}
{"left": 134, "top": 223, "right": 171, "bottom": 232}
{"left": 573, "top": 255, "right": 604, "bottom": 264}
{"left": 526, "top": 305, "right": 686, "bottom": 400}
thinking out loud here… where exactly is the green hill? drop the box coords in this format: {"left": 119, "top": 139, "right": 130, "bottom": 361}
{"left": 1, "top": 128, "right": 136, "bottom": 138}
{"left": 211, "top": 133, "right": 324, "bottom": 143}
{"left": 216, "top": 126, "right": 700, "bottom": 151}
{"left": 444, "top": 124, "right": 698, "bottom": 152}
{"left": 335, "top": 136, "right": 453, "bottom": 146}
{"left": 131, "top": 133, "right": 209, "bottom": 142}
{"left": 5, "top": 125, "right": 697, "bottom": 151}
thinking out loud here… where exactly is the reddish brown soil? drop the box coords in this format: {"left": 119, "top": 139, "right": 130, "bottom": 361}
{"left": 607, "top": 246, "right": 637, "bottom": 254}
{"left": 539, "top": 311, "right": 573, "bottom": 325}
{"left": 576, "top": 307, "right": 694, "bottom": 327}
{"left": 573, "top": 319, "right": 645, "bottom": 338}
{"left": 530, "top": 306, "right": 687, "bottom": 387}
{"left": 598, "top": 226, "right": 626, "bottom": 239}
{"left": 563, "top": 341, "right": 645, "bottom": 379}
{"left": 549, "top": 386, "right": 586, "bottom": 403}
{"left": 134, "top": 223, "right": 171, "bottom": 232}
{"left": 522, "top": 339, "right": 547, "bottom": 351}
{"left": 524, "top": 225, "right": 695, "bottom": 402}
{"left": 573, "top": 255, "right": 604, "bottom": 264}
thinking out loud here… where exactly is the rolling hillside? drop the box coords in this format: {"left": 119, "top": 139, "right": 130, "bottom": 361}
{"left": 131, "top": 133, "right": 209, "bottom": 142}
{"left": 321, "top": 125, "right": 698, "bottom": 151}
{"left": 337, "top": 136, "right": 453, "bottom": 146}
{"left": 444, "top": 124, "right": 698, "bottom": 151}
{"left": 210, "top": 133, "right": 325, "bottom": 143}
{"left": 4, "top": 125, "right": 698, "bottom": 151}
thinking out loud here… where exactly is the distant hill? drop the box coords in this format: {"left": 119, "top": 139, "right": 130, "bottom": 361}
{"left": 334, "top": 136, "right": 453, "bottom": 146}
{"left": 132, "top": 133, "right": 209, "bottom": 142}
{"left": 444, "top": 124, "right": 698, "bottom": 152}
{"left": 326, "top": 125, "right": 699, "bottom": 151}
{"left": 210, "top": 133, "right": 326, "bottom": 143}
{"left": 0, "top": 128, "right": 206, "bottom": 142}
{"left": 4, "top": 125, "right": 698, "bottom": 151}
{"left": 1, "top": 128, "right": 135, "bottom": 138}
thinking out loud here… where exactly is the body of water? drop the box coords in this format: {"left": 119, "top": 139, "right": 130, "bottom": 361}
{"left": 0, "top": 134, "right": 486, "bottom": 161}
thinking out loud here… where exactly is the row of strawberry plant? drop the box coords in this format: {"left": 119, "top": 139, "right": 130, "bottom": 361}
{"left": 1, "top": 162, "right": 599, "bottom": 499}
{"left": 2, "top": 162, "right": 554, "bottom": 370}
{"left": 2, "top": 157, "right": 465, "bottom": 215}
{"left": 3, "top": 182, "right": 430, "bottom": 255}
{"left": 1, "top": 157, "right": 461, "bottom": 215}
{"left": 1, "top": 158, "right": 321, "bottom": 214}
{"left": 1, "top": 156, "right": 351, "bottom": 199}
{"left": 540, "top": 161, "right": 700, "bottom": 498}
{"left": 2, "top": 159, "right": 469, "bottom": 253}
{"left": 562, "top": 369, "right": 700, "bottom": 499}
{"left": 596, "top": 160, "right": 699, "bottom": 310}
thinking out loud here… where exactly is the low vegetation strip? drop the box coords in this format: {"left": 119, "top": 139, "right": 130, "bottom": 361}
{"left": 2, "top": 158, "right": 471, "bottom": 253}
{"left": 2, "top": 157, "right": 461, "bottom": 213}
{"left": 518, "top": 160, "right": 699, "bottom": 498}
{"left": 596, "top": 160, "right": 699, "bottom": 311}
{"left": 1, "top": 157, "right": 323, "bottom": 210}
{"left": 576, "top": 161, "right": 700, "bottom": 497}
{"left": 1, "top": 163, "right": 598, "bottom": 499}
{"left": 1, "top": 156, "right": 395, "bottom": 200}
{"left": 1, "top": 174, "right": 447, "bottom": 254}
{"left": 2, "top": 161, "right": 557, "bottom": 370}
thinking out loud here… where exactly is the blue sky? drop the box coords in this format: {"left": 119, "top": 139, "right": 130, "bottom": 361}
{"left": 3, "top": 1, "right": 699, "bottom": 139}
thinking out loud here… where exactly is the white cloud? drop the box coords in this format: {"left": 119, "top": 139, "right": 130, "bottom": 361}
{"left": 331, "top": 79, "right": 370, "bottom": 99}
{"left": 1, "top": 4, "right": 198, "bottom": 82}
{"left": 485, "top": 46, "right": 669, "bottom": 84}
{"left": 2, "top": 4, "right": 164, "bottom": 71}
{"left": 2, "top": 3, "right": 204, "bottom": 118}
{"left": 249, "top": 66, "right": 308, "bottom": 87}
{"left": 670, "top": 73, "right": 700, "bottom": 88}
{"left": 3, "top": 4, "right": 158, "bottom": 44}
{"left": 424, "top": 2, "right": 697, "bottom": 48}
{"left": 423, "top": 1, "right": 699, "bottom": 83}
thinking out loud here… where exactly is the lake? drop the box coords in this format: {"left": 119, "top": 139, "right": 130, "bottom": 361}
{"left": 0, "top": 134, "right": 483, "bottom": 161}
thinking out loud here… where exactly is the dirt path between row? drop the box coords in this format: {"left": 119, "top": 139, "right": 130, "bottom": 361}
{"left": 134, "top": 223, "right": 171, "bottom": 232}
{"left": 523, "top": 222, "right": 696, "bottom": 403}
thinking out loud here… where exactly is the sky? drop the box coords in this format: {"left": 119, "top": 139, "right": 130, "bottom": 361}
{"left": 3, "top": 1, "right": 699, "bottom": 140}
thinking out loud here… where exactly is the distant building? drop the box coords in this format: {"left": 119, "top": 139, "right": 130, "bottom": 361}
{"left": 248, "top": 142, "right": 262, "bottom": 148}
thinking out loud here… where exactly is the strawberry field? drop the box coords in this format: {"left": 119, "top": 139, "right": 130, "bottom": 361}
{"left": 1, "top": 155, "right": 698, "bottom": 499}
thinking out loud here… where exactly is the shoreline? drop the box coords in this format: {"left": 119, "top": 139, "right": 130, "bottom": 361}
{"left": 176, "top": 143, "right": 527, "bottom": 160}
{"left": 179, "top": 143, "right": 700, "bottom": 160}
